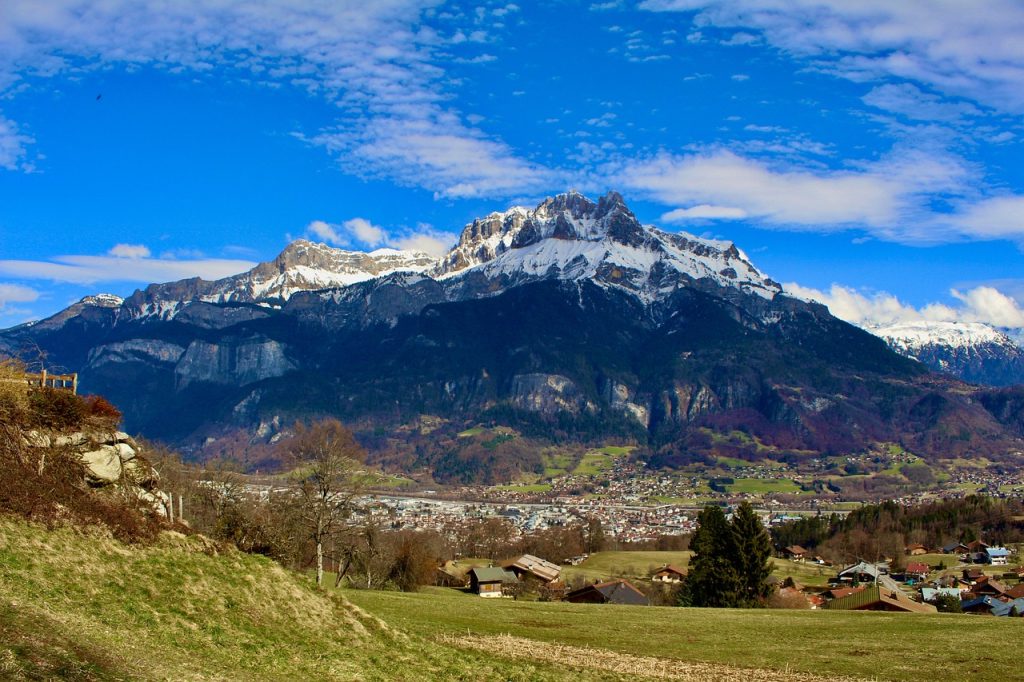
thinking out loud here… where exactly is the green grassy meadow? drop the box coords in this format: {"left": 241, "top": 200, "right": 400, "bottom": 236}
{"left": 345, "top": 587, "right": 1021, "bottom": 682}
{"left": 3, "top": 516, "right": 1022, "bottom": 681}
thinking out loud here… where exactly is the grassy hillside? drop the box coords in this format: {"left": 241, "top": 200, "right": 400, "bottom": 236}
{"left": 0, "top": 517, "right": 643, "bottom": 681}
{"left": 3, "top": 517, "right": 1020, "bottom": 681}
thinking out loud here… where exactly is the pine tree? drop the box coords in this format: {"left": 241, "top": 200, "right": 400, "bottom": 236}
{"left": 730, "top": 501, "right": 774, "bottom": 607}
{"left": 684, "top": 505, "right": 742, "bottom": 607}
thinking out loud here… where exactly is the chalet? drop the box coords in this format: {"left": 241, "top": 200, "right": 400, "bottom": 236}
{"left": 962, "top": 568, "right": 985, "bottom": 583}
{"left": 782, "top": 545, "right": 808, "bottom": 562}
{"left": 904, "top": 562, "right": 930, "bottom": 583}
{"left": 942, "top": 541, "right": 969, "bottom": 555}
{"left": 905, "top": 544, "right": 928, "bottom": 556}
{"left": 962, "top": 596, "right": 1024, "bottom": 616}
{"left": 468, "top": 567, "right": 517, "bottom": 598}
{"left": 966, "top": 539, "right": 990, "bottom": 553}
{"left": 967, "top": 576, "right": 1009, "bottom": 599}
{"left": 1005, "top": 583, "right": 1024, "bottom": 600}
{"left": 652, "top": 564, "right": 686, "bottom": 583}
{"left": 502, "top": 554, "right": 561, "bottom": 584}
{"left": 824, "top": 585, "right": 936, "bottom": 613}
{"left": 566, "top": 579, "right": 649, "bottom": 606}
{"left": 834, "top": 561, "right": 884, "bottom": 585}
{"left": 985, "top": 547, "right": 1010, "bottom": 566}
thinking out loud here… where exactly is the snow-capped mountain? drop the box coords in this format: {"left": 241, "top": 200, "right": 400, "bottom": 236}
{"left": 869, "top": 321, "right": 1024, "bottom": 386}
{"left": 122, "top": 240, "right": 434, "bottom": 320}
{"left": 435, "top": 190, "right": 780, "bottom": 303}
{"left": 118, "top": 191, "right": 781, "bottom": 322}
{"left": 4, "top": 190, "right": 1024, "bottom": 467}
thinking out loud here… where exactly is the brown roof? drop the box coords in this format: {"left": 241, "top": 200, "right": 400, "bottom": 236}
{"left": 655, "top": 564, "right": 687, "bottom": 576}
{"left": 785, "top": 545, "right": 808, "bottom": 555}
{"left": 1005, "top": 583, "right": 1024, "bottom": 600}
{"left": 825, "top": 585, "right": 936, "bottom": 613}
{"left": 502, "top": 554, "right": 561, "bottom": 583}
{"left": 567, "top": 579, "right": 649, "bottom": 605}
{"left": 906, "top": 562, "right": 929, "bottom": 574}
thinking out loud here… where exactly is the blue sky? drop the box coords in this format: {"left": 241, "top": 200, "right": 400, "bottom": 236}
{"left": 2, "top": 0, "right": 1024, "bottom": 331}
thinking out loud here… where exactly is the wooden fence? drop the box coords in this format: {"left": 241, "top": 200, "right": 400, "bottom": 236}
{"left": 22, "top": 370, "right": 79, "bottom": 394}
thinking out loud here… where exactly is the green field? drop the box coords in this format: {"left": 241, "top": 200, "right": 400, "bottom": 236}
{"left": 564, "top": 551, "right": 834, "bottom": 587}
{"left": 345, "top": 587, "right": 1020, "bottom": 682}
{"left": 563, "top": 550, "right": 692, "bottom": 582}
{"left": 573, "top": 446, "right": 631, "bottom": 476}
{"left": 726, "top": 477, "right": 802, "bottom": 494}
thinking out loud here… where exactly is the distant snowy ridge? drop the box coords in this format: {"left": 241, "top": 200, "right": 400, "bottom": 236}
{"left": 867, "top": 320, "right": 1024, "bottom": 386}
{"left": 869, "top": 321, "right": 1015, "bottom": 352}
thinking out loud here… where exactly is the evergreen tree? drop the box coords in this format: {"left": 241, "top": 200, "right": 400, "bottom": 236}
{"left": 683, "top": 505, "right": 742, "bottom": 607}
{"left": 730, "top": 501, "right": 774, "bottom": 606}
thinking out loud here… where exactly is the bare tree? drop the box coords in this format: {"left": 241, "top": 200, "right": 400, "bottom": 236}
{"left": 280, "top": 419, "right": 367, "bottom": 587}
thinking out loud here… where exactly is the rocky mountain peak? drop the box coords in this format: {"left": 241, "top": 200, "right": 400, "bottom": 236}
{"left": 433, "top": 190, "right": 780, "bottom": 302}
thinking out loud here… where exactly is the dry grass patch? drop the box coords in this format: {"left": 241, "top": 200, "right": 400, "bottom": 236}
{"left": 440, "top": 633, "right": 862, "bottom": 682}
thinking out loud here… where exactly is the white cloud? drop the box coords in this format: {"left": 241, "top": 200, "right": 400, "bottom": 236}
{"left": 108, "top": 243, "right": 151, "bottom": 259}
{"left": 947, "top": 195, "right": 1024, "bottom": 240}
{"left": 661, "top": 204, "right": 748, "bottom": 221}
{"left": 0, "top": 253, "right": 255, "bottom": 285}
{"left": 0, "top": 282, "right": 39, "bottom": 311}
{"left": 784, "top": 282, "right": 1024, "bottom": 329}
{"left": 391, "top": 228, "right": 455, "bottom": 256}
{"left": 621, "top": 149, "right": 908, "bottom": 229}
{"left": 307, "top": 220, "right": 343, "bottom": 245}
{"left": 342, "top": 218, "right": 386, "bottom": 247}
{"left": 641, "top": 0, "right": 1024, "bottom": 113}
{"left": 617, "top": 147, "right": 994, "bottom": 242}
{"left": 312, "top": 116, "right": 554, "bottom": 199}
{"left": 305, "top": 218, "right": 454, "bottom": 255}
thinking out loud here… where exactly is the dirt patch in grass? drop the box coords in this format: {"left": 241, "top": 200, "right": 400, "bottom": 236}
{"left": 438, "top": 633, "right": 863, "bottom": 682}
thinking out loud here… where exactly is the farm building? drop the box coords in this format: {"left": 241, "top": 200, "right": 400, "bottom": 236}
{"left": 782, "top": 545, "right": 808, "bottom": 562}
{"left": 468, "top": 567, "right": 517, "bottom": 598}
{"left": 566, "top": 579, "right": 649, "bottom": 606}
{"left": 502, "top": 554, "right": 561, "bottom": 584}
{"left": 652, "top": 564, "right": 686, "bottom": 583}
{"left": 823, "top": 585, "right": 936, "bottom": 614}
{"left": 985, "top": 547, "right": 1010, "bottom": 565}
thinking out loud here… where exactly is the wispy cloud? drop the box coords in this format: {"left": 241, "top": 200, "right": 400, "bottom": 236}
{"left": 641, "top": 0, "right": 1024, "bottom": 113}
{"left": 618, "top": 147, "right": 970, "bottom": 239}
{"left": 0, "top": 112, "right": 33, "bottom": 170}
{"left": 0, "top": 282, "right": 39, "bottom": 311}
{"left": 0, "top": 0, "right": 548, "bottom": 199}
{"left": 0, "top": 249, "right": 255, "bottom": 285}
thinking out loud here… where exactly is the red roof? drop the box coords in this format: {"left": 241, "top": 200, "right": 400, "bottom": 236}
{"left": 906, "top": 562, "right": 929, "bottom": 574}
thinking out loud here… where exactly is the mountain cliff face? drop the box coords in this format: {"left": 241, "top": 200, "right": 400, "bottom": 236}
{"left": 870, "top": 321, "right": 1024, "bottom": 387}
{"left": 3, "top": 191, "right": 1023, "bottom": 468}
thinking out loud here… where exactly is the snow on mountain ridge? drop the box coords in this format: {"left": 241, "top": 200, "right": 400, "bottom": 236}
{"left": 868, "top": 321, "right": 1015, "bottom": 351}
{"left": 433, "top": 190, "right": 781, "bottom": 302}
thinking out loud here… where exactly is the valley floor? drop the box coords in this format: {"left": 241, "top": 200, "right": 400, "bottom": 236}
{"left": 1, "top": 517, "right": 1019, "bottom": 681}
